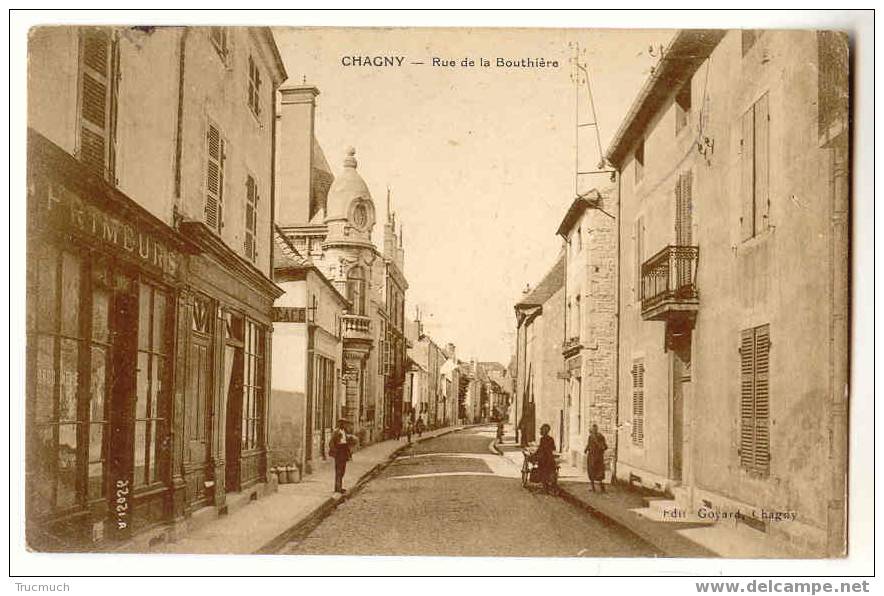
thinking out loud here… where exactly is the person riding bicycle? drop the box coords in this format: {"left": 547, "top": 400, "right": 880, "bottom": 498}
{"left": 532, "top": 423, "right": 557, "bottom": 492}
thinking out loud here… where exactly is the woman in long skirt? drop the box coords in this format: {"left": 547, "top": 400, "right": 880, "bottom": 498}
{"left": 584, "top": 424, "right": 608, "bottom": 493}
{"left": 534, "top": 423, "right": 557, "bottom": 493}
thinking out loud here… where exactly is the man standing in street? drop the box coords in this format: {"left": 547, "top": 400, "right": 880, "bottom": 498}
{"left": 330, "top": 418, "right": 355, "bottom": 493}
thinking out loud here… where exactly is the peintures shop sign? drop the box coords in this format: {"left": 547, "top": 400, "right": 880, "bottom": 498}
{"left": 39, "top": 183, "right": 182, "bottom": 277}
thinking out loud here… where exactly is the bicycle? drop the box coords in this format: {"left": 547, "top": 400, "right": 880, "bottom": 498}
{"left": 520, "top": 448, "right": 561, "bottom": 495}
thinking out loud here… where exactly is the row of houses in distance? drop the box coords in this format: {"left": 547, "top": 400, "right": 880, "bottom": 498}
{"left": 405, "top": 316, "right": 512, "bottom": 429}
{"left": 514, "top": 29, "right": 848, "bottom": 557}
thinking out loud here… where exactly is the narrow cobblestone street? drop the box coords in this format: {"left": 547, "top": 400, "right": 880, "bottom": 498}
{"left": 281, "top": 427, "right": 659, "bottom": 557}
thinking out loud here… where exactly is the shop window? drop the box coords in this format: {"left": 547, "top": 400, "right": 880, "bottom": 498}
{"left": 88, "top": 286, "right": 111, "bottom": 501}
{"left": 313, "top": 355, "right": 335, "bottom": 432}
{"left": 133, "top": 283, "right": 169, "bottom": 487}
{"left": 78, "top": 28, "right": 118, "bottom": 181}
{"left": 29, "top": 247, "right": 110, "bottom": 515}
{"left": 241, "top": 321, "right": 265, "bottom": 452}
{"left": 244, "top": 175, "right": 258, "bottom": 263}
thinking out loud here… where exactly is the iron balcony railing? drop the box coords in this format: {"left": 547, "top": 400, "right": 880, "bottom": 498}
{"left": 640, "top": 245, "right": 699, "bottom": 315}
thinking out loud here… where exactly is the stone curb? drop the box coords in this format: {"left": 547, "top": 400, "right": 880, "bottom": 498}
{"left": 255, "top": 424, "right": 479, "bottom": 554}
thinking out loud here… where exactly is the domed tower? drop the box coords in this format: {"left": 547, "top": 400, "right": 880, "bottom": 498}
{"left": 321, "top": 147, "right": 380, "bottom": 429}
{"left": 324, "top": 147, "right": 377, "bottom": 250}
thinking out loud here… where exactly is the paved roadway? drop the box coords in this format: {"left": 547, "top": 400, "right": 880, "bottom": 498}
{"left": 280, "top": 426, "right": 659, "bottom": 557}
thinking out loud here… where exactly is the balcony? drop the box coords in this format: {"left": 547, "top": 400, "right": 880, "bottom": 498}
{"left": 641, "top": 245, "right": 699, "bottom": 321}
{"left": 342, "top": 314, "right": 373, "bottom": 343}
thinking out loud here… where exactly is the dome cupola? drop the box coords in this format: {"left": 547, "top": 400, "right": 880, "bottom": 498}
{"left": 324, "top": 147, "right": 376, "bottom": 246}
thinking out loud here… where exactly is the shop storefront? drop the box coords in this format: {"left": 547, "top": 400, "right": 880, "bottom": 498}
{"left": 26, "top": 131, "right": 280, "bottom": 551}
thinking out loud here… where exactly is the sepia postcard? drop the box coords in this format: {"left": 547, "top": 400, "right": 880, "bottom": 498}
{"left": 14, "top": 13, "right": 869, "bottom": 577}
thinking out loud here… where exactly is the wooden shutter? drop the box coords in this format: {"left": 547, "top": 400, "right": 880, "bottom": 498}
{"left": 676, "top": 171, "right": 693, "bottom": 246}
{"left": 753, "top": 325, "right": 771, "bottom": 473}
{"left": 740, "top": 107, "right": 755, "bottom": 240}
{"left": 740, "top": 325, "right": 771, "bottom": 474}
{"left": 753, "top": 94, "right": 770, "bottom": 234}
{"left": 206, "top": 123, "right": 225, "bottom": 231}
{"left": 244, "top": 176, "right": 257, "bottom": 262}
{"left": 631, "top": 360, "right": 644, "bottom": 446}
{"left": 739, "top": 328, "right": 756, "bottom": 469}
{"left": 79, "top": 29, "right": 114, "bottom": 178}
{"left": 635, "top": 216, "right": 645, "bottom": 303}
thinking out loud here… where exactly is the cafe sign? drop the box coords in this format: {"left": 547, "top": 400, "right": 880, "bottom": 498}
{"left": 273, "top": 307, "right": 306, "bottom": 323}
{"left": 39, "top": 182, "right": 181, "bottom": 278}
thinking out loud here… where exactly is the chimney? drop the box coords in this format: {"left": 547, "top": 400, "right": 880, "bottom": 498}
{"left": 275, "top": 85, "right": 320, "bottom": 227}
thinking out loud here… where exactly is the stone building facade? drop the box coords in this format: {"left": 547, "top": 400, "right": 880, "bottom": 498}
{"left": 607, "top": 29, "right": 848, "bottom": 556}
{"left": 269, "top": 229, "right": 348, "bottom": 478}
{"left": 274, "top": 84, "right": 408, "bottom": 447}
{"left": 513, "top": 254, "right": 565, "bottom": 447}
{"left": 555, "top": 187, "right": 619, "bottom": 475}
{"left": 26, "top": 26, "right": 287, "bottom": 550}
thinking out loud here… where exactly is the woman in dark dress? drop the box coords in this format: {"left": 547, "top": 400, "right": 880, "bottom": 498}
{"left": 584, "top": 423, "right": 608, "bottom": 493}
{"left": 534, "top": 423, "right": 557, "bottom": 492}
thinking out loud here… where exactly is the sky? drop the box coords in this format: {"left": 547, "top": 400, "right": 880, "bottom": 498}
{"left": 274, "top": 27, "right": 674, "bottom": 365}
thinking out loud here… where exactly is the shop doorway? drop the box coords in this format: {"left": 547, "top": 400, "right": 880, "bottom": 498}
{"left": 223, "top": 314, "right": 245, "bottom": 493}
{"left": 184, "top": 295, "right": 214, "bottom": 507}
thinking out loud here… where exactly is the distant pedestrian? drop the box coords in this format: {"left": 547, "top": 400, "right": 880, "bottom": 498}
{"left": 405, "top": 416, "right": 413, "bottom": 443}
{"left": 416, "top": 416, "right": 425, "bottom": 437}
{"left": 329, "top": 419, "right": 355, "bottom": 493}
{"left": 533, "top": 423, "right": 557, "bottom": 493}
{"left": 584, "top": 424, "right": 608, "bottom": 493}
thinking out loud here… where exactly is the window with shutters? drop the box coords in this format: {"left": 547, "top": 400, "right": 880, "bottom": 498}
{"left": 675, "top": 171, "right": 693, "bottom": 246}
{"left": 248, "top": 56, "right": 262, "bottom": 118}
{"left": 244, "top": 175, "right": 258, "bottom": 263}
{"left": 634, "top": 216, "right": 645, "bottom": 303}
{"left": 634, "top": 138, "right": 645, "bottom": 185}
{"left": 205, "top": 121, "right": 226, "bottom": 233}
{"left": 631, "top": 359, "right": 645, "bottom": 446}
{"left": 78, "top": 28, "right": 118, "bottom": 181}
{"left": 209, "top": 27, "right": 229, "bottom": 62}
{"left": 740, "top": 324, "right": 771, "bottom": 475}
{"left": 740, "top": 93, "right": 770, "bottom": 241}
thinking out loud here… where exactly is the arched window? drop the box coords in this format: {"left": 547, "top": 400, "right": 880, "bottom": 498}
{"left": 347, "top": 266, "right": 366, "bottom": 316}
